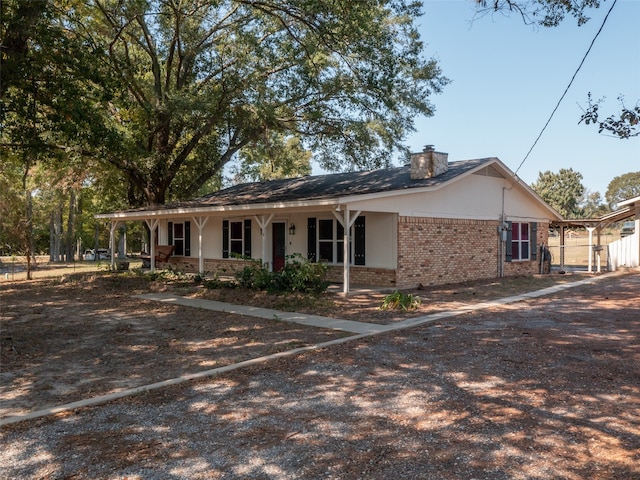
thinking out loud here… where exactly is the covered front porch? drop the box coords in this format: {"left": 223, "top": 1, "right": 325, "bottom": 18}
{"left": 99, "top": 205, "right": 399, "bottom": 294}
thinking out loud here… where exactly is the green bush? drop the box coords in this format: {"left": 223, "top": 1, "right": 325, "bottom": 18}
{"left": 380, "top": 291, "right": 421, "bottom": 311}
{"left": 235, "top": 254, "right": 328, "bottom": 294}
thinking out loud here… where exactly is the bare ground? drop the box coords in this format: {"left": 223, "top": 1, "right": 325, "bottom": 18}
{"left": 1, "top": 269, "right": 639, "bottom": 479}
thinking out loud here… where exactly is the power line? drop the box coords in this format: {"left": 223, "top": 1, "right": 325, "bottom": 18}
{"left": 514, "top": 0, "right": 618, "bottom": 176}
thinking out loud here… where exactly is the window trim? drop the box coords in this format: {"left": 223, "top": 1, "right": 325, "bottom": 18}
{"left": 311, "top": 217, "right": 365, "bottom": 266}
{"left": 222, "top": 219, "right": 251, "bottom": 259}
{"left": 506, "top": 221, "right": 537, "bottom": 262}
{"left": 168, "top": 221, "right": 190, "bottom": 257}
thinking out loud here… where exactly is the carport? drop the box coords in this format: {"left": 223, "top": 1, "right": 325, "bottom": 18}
{"left": 552, "top": 195, "right": 640, "bottom": 273}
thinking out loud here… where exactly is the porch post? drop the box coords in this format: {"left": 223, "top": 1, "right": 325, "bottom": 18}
{"left": 109, "top": 221, "right": 119, "bottom": 270}
{"left": 192, "top": 216, "right": 209, "bottom": 274}
{"left": 343, "top": 209, "right": 350, "bottom": 294}
{"left": 586, "top": 226, "right": 595, "bottom": 273}
{"left": 333, "top": 209, "right": 361, "bottom": 294}
{"left": 560, "top": 224, "right": 565, "bottom": 270}
{"left": 254, "top": 214, "right": 274, "bottom": 269}
{"left": 145, "top": 219, "right": 159, "bottom": 271}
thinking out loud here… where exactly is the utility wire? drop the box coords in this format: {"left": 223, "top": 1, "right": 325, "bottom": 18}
{"left": 514, "top": 0, "right": 618, "bottom": 176}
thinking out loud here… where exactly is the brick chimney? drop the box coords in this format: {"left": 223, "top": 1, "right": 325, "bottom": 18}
{"left": 410, "top": 145, "right": 448, "bottom": 179}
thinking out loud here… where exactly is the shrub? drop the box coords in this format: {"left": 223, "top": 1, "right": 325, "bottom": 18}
{"left": 380, "top": 291, "right": 421, "bottom": 311}
{"left": 235, "top": 254, "right": 328, "bottom": 294}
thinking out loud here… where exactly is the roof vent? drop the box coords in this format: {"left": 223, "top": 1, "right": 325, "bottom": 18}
{"left": 411, "top": 145, "right": 448, "bottom": 179}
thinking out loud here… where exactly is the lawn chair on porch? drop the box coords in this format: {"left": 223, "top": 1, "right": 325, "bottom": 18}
{"left": 141, "top": 245, "right": 175, "bottom": 268}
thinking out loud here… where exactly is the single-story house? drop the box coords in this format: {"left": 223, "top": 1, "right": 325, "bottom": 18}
{"left": 97, "top": 146, "right": 562, "bottom": 292}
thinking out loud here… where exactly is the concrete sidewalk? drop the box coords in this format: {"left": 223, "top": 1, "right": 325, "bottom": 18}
{"left": 137, "top": 272, "right": 615, "bottom": 334}
{"left": 136, "top": 293, "right": 388, "bottom": 334}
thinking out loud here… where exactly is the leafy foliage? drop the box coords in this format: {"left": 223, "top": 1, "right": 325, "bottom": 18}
{"left": 605, "top": 172, "right": 640, "bottom": 208}
{"left": 235, "top": 254, "right": 328, "bottom": 294}
{"left": 580, "top": 94, "right": 640, "bottom": 139}
{"left": 531, "top": 168, "right": 585, "bottom": 219}
{"left": 579, "top": 190, "right": 609, "bottom": 218}
{"left": 380, "top": 291, "right": 421, "bottom": 311}
{"left": 232, "top": 133, "right": 312, "bottom": 183}
{"left": 474, "top": 0, "right": 601, "bottom": 27}
{"left": 73, "top": 0, "right": 448, "bottom": 205}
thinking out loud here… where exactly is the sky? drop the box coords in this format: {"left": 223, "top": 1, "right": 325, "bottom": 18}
{"left": 398, "top": 0, "right": 640, "bottom": 198}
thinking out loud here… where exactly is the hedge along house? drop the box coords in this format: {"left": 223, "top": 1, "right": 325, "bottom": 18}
{"left": 96, "top": 146, "right": 562, "bottom": 293}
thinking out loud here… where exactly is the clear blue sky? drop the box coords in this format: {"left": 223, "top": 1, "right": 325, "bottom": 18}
{"left": 402, "top": 0, "right": 640, "bottom": 198}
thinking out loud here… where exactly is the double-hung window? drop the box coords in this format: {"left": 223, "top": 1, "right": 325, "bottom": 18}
{"left": 308, "top": 216, "right": 365, "bottom": 265}
{"left": 222, "top": 219, "right": 252, "bottom": 258}
{"left": 168, "top": 221, "right": 190, "bottom": 256}
{"left": 507, "top": 221, "right": 537, "bottom": 262}
{"left": 318, "top": 219, "right": 344, "bottom": 263}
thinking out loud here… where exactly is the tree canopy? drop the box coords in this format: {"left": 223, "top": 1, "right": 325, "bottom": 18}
{"left": 605, "top": 171, "right": 640, "bottom": 208}
{"left": 64, "top": 0, "right": 446, "bottom": 206}
{"left": 474, "top": 0, "right": 602, "bottom": 27}
{"left": 531, "top": 168, "right": 585, "bottom": 218}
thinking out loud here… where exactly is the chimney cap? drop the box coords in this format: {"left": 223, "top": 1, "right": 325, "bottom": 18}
{"left": 423, "top": 144, "right": 435, "bottom": 152}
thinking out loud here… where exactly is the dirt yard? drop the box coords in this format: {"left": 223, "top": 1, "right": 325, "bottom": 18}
{"left": 1, "top": 269, "right": 639, "bottom": 479}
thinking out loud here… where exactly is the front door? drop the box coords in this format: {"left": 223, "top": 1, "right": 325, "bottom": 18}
{"left": 272, "top": 222, "right": 286, "bottom": 271}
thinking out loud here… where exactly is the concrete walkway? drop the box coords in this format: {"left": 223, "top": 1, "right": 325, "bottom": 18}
{"left": 137, "top": 272, "right": 616, "bottom": 334}
{"left": 2, "top": 272, "right": 619, "bottom": 426}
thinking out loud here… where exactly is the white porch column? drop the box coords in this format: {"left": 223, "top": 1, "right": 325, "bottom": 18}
{"left": 587, "top": 226, "right": 595, "bottom": 273}
{"left": 559, "top": 224, "right": 565, "bottom": 270}
{"left": 192, "top": 216, "right": 209, "bottom": 273}
{"left": 333, "top": 209, "right": 361, "bottom": 294}
{"left": 254, "top": 214, "right": 274, "bottom": 269}
{"left": 343, "top": 209, "right": 350, "bottom": 293}
{"left": 109, "top": 221, "right": 120, "bottom": 270}
{"left": 145, "top": 219, "right": 159, "bottom": 271}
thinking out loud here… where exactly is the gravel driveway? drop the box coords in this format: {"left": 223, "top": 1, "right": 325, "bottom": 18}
{"left": 1, "top": 270, "right": 639, "bottom": 479}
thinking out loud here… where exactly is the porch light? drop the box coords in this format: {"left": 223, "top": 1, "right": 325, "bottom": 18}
{"left": 289, "top": 224, "right": 296, "bottom": 235}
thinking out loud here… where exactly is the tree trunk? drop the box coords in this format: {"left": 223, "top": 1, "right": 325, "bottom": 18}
{"left": 22, "top": 156, "right": 34, "bottom": 280}
{"left": 65, "top": 190, "right": 76, "bottom": 262}
{"left": 51, "top": 203, "right": 63, "bottom": 262}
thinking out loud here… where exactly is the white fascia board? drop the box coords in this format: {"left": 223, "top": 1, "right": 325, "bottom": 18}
{"left": 94, "top": 198, "right": 341, "bottom": 220}
{"left": 618, "top": 195, "right": 640, "bottom": 208}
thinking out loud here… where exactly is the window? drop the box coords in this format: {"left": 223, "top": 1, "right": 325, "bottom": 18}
{"left": 318, "top": 219, "right": 344, "bottom": 263}
{"left": 222, "top": 219, "right": 251, "bottom": 258}
{"left": 168, "top": 221, "right": 190, "bottom": 256}
{"left": 507, "top": 221, "right": 537, "bottom": 262}
{"left": 511, "top": 222, "right": 529, "bottom": 261}
{"left": 308, "top": 216, "right": 365, "bottom": 265}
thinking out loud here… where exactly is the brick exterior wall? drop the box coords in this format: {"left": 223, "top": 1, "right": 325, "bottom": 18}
{"left": 166, "top": 257, "right": 256, "bottom": 277}
{"left": 324, "top": 265, "right": 396, "bottom": 287}
{"left": 396, "top": 217, "right": 500, "bottom": 288}
{"left": 396, "top": 216, "right": 549, "bottom": 288}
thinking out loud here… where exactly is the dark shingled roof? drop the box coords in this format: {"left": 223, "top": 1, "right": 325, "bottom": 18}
{"left": 154, "top": 158, "right": 494, "bottom": 211}
{"left": 108, "top": 158, "right": 495, "bottom": 215}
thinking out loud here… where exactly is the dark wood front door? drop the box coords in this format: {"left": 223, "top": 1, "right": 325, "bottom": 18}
{"left": 272, "top": 222, "right": 286, "bottom": 271}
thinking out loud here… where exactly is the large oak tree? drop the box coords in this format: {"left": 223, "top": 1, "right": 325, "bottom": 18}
{"left": 74, "top": 0, "right": 448, "bottom": 206}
